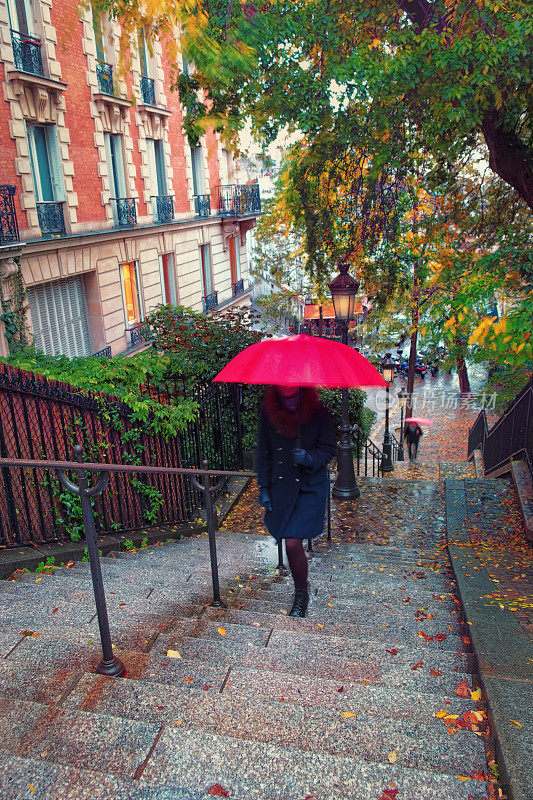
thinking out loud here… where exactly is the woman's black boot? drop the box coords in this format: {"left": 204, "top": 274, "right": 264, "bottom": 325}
{"left": 289, "top": 589, "right": 309, "bottom": 618}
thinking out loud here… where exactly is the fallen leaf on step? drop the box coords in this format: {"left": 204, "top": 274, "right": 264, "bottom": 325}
{"left": 29, "top": 785, "right": 35, "bottom": 794}
{"left": 435, "top": 710, "right": 448, "bottom": 718}
{"left": 510, "top": 719, "right": 522, "bottom": 727}
{"left": 455, "top": 776, "right": 469, "bottom": 781}
{"left": 378, "top": 787, "right": 399, "bottom": 800}
{"left": 341, "top": 711, "right": 356, "bottom": 717}
{"left": 385, "top": 649, "right": 398, "bottom": 655}
{"left": 454, "top": 680, "right": 469, "bottom": 698}
{"left": 430, "top": 668, "right": 442, "bottom": 677}
{"left": 167, "top": 650, "right": 182, "bottom": 659}
{"left": 217, "top": 627, "right": 226, "bottom": 636}
{"left": 411, "top": 661, "right": 423, "bottom": 670}
{"left": 387, "top": 750, "right": 398, "bottom": 763}
{"left": 470, "top": 688, "right": 482, "bottom": 701}
{"left": 207, "top": 784, "right": 230, "bottom": 797}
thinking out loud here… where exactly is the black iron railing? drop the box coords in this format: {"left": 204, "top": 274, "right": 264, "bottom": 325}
{"left": 353, "top": 424, "right": 384, "bottom": 477}
{"left": 36, "top": 201, "right": 66, "bottom": 238}
{"left": 152, "top": 194, "right": 174, "bottom": 224}
{"left": 96, "top": 60, "right": 114, "bottom": 94}
{"left": 468, "top": 377, "right": 532, "bottom": 475}
{"left": 232, "top": 278, "right": 245, "bottom": 297}
{"left": 129, "top": 322, "right": 149, "bottom": 347}
{"left": 0, "top": 363, "right": 244, "bottom": 549}
{"left": 203, "top": 291, "right": 218, "bottom": 313}
{"left": 0, "top": 185, "right": 19, "bottom": 244}
{"left": 194, "top": 194, "right": 211, "bottom": 217}
{"left": 93, "top": 346, "right": 112, "bottom": 358}
{"left": 140, "top": 75, "right": 155, "bottom": 105}
{"left": 113, "top": 197, "right": 137, "bottom": 228}
{"left": 218, "top": 184, "right": 261, "bottom": 216}
{"left": 10, "top": 29, "right": 43, "bottom": 75}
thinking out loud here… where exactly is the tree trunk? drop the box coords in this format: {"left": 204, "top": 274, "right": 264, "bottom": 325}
{"left": 457, "top": 356, "right": 471, "bottom": 395}
{"left": 406, "top": 327, "right": 418, "bottom": 419}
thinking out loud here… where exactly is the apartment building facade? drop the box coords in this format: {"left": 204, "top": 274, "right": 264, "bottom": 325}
{"left": 0, "top": 0, "right": 260, "bottom": 358}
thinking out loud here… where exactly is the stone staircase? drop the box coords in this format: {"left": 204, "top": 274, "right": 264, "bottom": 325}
{"left": 0, "top": 467, "right": 501, "bottom": 800}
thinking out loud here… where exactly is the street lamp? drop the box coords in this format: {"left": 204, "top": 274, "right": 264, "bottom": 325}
{"left": 381, "top": 354, "right": 395, "bottom": 473}
{"left": 329, "top": 258, "right": 360, "bottom": 500}
{"left": 397, "top": 389, "right": 407, "bottom": 461}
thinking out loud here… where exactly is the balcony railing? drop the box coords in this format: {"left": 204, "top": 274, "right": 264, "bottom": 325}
{"left": 140, "top": 75, "right": 155, "bottom": 105}
{"left": 0, "top": 185, "right": 19, "bottom": 244}
{"left": 218, "top": 184, "right": 261, "bottom": 216}
{"left": 10, "top": 29, "right": 43, "bottom": 75}
{"left": 113, "top": 198, "right": 137, "bottom": 228}
{"left": 232, "top": 278, "right": 245, "bottom": 297}
{"left": 151, "top": 195, "right": 174, "bottom": 224}
{"left": 96, "top": 60, "right": 114, "bottom": 95}
{"left": 92, "top": 346, "right": 112, "bottom": 358}
{"left": 130, "top": 323, "right": 149, "bottom": 347}
{"left": 194, "top": 194, "right": 211, "bottom": 218}
{"left": 203, "top": 291, "right": 218, "bottom": 313}
{"left": 36, "top": 201, "right": 66, "bottom": 238}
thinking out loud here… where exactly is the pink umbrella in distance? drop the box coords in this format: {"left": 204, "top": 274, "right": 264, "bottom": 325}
{"left": 404, "top": 417, "right": 433, "bottom": 426}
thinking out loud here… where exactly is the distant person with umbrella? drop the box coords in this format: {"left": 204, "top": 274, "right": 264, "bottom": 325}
{"left": 403, "top": 416, "right": 432, "bottom": 461}
{"left": 256, "top": 386, "right": 336, "bottom": 617}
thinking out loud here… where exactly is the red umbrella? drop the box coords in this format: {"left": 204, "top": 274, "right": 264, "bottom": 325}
{"left": 213, "top": 334, "right": 387, "bottom": 388}
{"left": 404, "top": 417, "right": 433, "bottom": 426}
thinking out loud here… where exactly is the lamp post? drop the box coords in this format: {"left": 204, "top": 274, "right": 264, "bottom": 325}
{"left": 329, "top": 258, "right": 360, "bottom": 500}
{"left": 381, "top": 354, "right": 395, "bottom": 473}
{"left": 397, "top": 389, "right": 407, "bottom": 461}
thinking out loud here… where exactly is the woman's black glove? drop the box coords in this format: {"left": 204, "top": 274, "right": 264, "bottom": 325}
{"left": 258, "top": 488, "right": 272, "bottom": 511}
{"left": 292, "top": 448, "right": 313, "bottom": 467}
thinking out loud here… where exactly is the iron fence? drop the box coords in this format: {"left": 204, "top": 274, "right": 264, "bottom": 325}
{"left": 10, "top": 29, "right": 43, "bottom": 75}
{"left": 36, "top": 201, "right": 66, "bottom": 238}
{"left": 232, "top": 279, "right": 245, "bottom": 297}
{"left": 0, "top": 185, "right": 19, "bottom": 244}
{"left": 113, "top": 198, "right": 137, "bottom": 228}
{"left": 152, "top": 195, "right": 174, "bottom": 224}
{"left": 468, "top": 377, "right": 532, "bottom": 474}
{"left": 203, "top": 291, "right": 218, "bottom": 313}
{"left": 140, "top": 75, "right": 155, "bottom": 105}
{"left": 353, "top": 424, "right": 384, "bottom": 477}
{"left": 194, "top": 195, "right": 211, "bottom": 217}
{"left": 96, "top": 61, "right": 114, "bottom": 94}
{"left": 218, "top": 184, "right": 261, "bottom": 216}
{"left": 0, "top": 363, "right": 244, "bottom": 548}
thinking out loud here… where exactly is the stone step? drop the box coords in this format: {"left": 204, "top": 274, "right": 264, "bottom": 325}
{"left": 203, "top": 606, "right": 467, "bottom": 639}
{"left": 235, "top": 593, "right": 460, "bottom": 618}
{"left": 0, "top": 751, "right": 209, "bottom": 800}
{"left": 65, "top": 672, "right": 488, "bottom": 777}
{"left": 137, "top": 725, "right": 486, "bottom": 800}
{"left": 163, "top": 634, "right": 474, "bottom": 695}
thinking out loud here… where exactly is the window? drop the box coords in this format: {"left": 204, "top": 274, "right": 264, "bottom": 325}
{"left": 28, "top": 277, "right": 92, "bottom": 358}
{"left": 92, "top": 4, "right": 106, "bottom": 62}
{"left": 103, "top": 132, "right": 127, "bottom": 199}
{"left": 7, "top": 0, "right": 34, "bottom": 35}
{"left": 199, "top": 244, "right": 212, "bottom": 296}
{"left": 138, "top": 28, "right": 149, "bottom": 76}
{"left": 146, "top": 138, "right": 166, "bottom": 197}
{"left": 26, "top": 124, "right": 64, "bottom": 202}
{"left": 120, "top": 260, "right": 143, "bottom": 325}
{"left": 159, "top": 253, "right": 177, "bottom": 305}
{"left": 190, "top": 145, "right": 205, "bottom": 196}
{"left": 228, "top": 235, "right": 241, "bottom": 285}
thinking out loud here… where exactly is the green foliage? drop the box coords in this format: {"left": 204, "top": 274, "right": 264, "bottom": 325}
{"left": 35, "top": 556, "right": 56, "bottom": 573}
{"left": 140, "top": 537, "right": 149, "bottom": 549}
{"left": 319, "top": 389, "right": 376, "bottom": 441}
{"left": 124, "top": 539, "right": 135, "bottom": 551}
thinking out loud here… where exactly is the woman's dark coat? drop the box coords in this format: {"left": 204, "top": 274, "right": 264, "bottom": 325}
{"left": 404, "top": 424, "right": 422, "bottom": 443}
{"left": 256, "top": 388, "right": 337, "bottom": 542}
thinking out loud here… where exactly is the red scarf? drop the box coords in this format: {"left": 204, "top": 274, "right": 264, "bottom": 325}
{"left": 263, "top": 387, "right": 321, "bottom": 439}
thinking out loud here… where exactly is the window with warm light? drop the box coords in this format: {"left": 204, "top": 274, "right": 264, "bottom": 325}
{"left": 228, "top": 235, "right": 241, "bottom": 285}
{"left": 121, "top": 260, "right": 143, "bottom": 325}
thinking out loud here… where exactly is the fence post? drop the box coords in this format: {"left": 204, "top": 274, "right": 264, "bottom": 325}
{"left": 232, "top": 384, "right": 245, "bottom": 469}
{"left": 56, "top": 445, "right": 125, "bottom": 678}
{"left": 190, "top": 460, "right": 226, "bottom": 607}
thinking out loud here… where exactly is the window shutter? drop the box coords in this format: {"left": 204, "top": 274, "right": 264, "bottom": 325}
{"left": 191, "top": 146, "right": 204, "bottom": 195}
{"left": 112, "top": 135, "right": 127, "bottom": 198}
{"left": 138, "top": 28, "right": 148, "bottom": 75}
{"left": 154, "top": 140, "right": 166, "bottom": 195}
{"left": 46, "top": 125, "right": 65, "bottom": 202}
{"left": 28, "top": 277, "right": 92, "bottom": 358}
{"left": 26, "top": 124, "right": 41, "bottom": 201}
{"left": 235, "top": 236, "right": 241, "bottom": 280}
{"left": 146, "top": 138, "right": 158, "bottom": 198}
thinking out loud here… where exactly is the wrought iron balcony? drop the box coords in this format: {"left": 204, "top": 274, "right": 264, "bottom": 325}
{"left": 0, "top": 185, "right": 20, "bottom": 244}
{"left": 36, "top": 201, "right": 66, "bottom": 238}
{"left": 232, "top": 278, "right": 245, "bottom": 297}
{"left": 194, "top": 194, "right": 211, "bottom": 218}
{"left": 203, "top": 291, "right": 218, "bottom": 313}
{"left": 152, "top": 195, "right": 174, "bottom": 224}
{"left": 92, "top": 346, "right": 112, "bottom": 358}
{"left": 140, "top": 75, "right": 155, "bottom": 105}
{"left": 113, "top": 197, "right": 137, "bottom": 228}
{"left": 130, "top": 323, "right": 149, "bottom": 346}
{"left": 218, "top": 184, "right": 261, "bottom": 216}
{"left": 96, "top": 60, "right": 114, "bottom": 95}
{"left": 10, "top": 29, "right": 44, "bottom": 75}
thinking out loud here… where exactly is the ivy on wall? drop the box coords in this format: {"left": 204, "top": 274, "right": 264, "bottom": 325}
{"left": 0, "top": 258, "right": 29, "bottom": 352}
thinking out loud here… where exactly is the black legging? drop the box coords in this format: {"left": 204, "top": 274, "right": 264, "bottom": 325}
{"left": 285, "top": 537, "right": 308, "bottom": 591}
